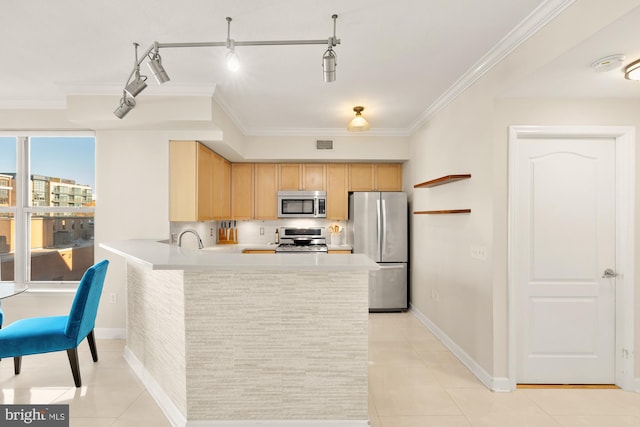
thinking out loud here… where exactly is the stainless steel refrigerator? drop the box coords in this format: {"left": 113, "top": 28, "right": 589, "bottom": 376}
{"left": 347, "top": 192, "right": 408, "bottom": 311}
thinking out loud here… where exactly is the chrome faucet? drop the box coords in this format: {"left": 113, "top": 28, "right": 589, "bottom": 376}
{"left": 178, "top": 229, "right": 204, "bottom": 249}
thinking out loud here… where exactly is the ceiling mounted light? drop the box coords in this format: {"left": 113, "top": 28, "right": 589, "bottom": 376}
{"left": 124, "top": 43, "right": 147, "bottom": 97}
{"left": 323, "top": 47, "right": 337, "bottom": 83}
{"left": 113, "top": 92, "right": 136, "bottom": 119}
{"left": 115, "top": 14, "right": 341, "bottom": 118}
{"left": 347, "top": 106, "right": 370, "bottom": 132}
{"left": 323, "top": 14, "right": 339, "bottom": 83}
{"left": 147, "top": 43, "right": 170, "bottom": 84}
{"left": 225, "top": 17, "right": 240, "bottom": 72}
{"left": 624, "top": 58, "right": 640, "bottom": 81}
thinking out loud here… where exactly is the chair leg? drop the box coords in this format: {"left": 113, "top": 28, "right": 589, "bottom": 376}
{"left": 87, "top": 329, "right": 98, "bottom": 362}
{"left": 66, "top": 348, "right": 82, "bottom": 387}
{"left": 13, "top": 356, "right": 21, "bottom": 375}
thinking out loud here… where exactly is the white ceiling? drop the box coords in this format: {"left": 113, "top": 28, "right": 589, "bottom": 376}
{"left": 1, "top": 1, "right": 639, "bottom": 136}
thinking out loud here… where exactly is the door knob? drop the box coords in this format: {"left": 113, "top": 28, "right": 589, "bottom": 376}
{"left": 602, "top": 268, "right": 618, "bottom": 278}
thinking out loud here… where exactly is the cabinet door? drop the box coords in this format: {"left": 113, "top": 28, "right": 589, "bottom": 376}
{"left": 376, "top": 163, "right": 403, "bottom": 191}
{"left": 326, "top": 163, "right": 348, "bottom": 220}
{"left": 349, "top": 163, "right": 376, "bottom": 191}
{"left": 255, "top": 163, "right": 278, "bottom": 219}
{"left": 278, "top": 164, "right": 301, "bottom": 190}
{"left": 196, "top": 143, "right": 214, "bottom": 221}
{"left": 231, "top": 163, "right": 254, "bottom": 220}
{"left": 169, "top": 141, "right": 198, "bottom": 221}
{"left": 212, "top": 153, "right": 231, "bottom": 220}
{"left": 303, "top": 164, "right": 326, "bottom": 190}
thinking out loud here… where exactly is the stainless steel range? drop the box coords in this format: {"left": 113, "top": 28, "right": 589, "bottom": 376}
{"left": 275, "top": 227, "right": 328, "bottom": 253}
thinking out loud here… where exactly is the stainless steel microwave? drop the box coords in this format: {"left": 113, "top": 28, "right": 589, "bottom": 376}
{"left": 277, "top": 191, "right": 327, "bottom": 218}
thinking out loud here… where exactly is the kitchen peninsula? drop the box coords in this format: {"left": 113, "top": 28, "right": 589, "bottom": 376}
{"left": 100, "top": 239, "right": 376, "bottom": 427}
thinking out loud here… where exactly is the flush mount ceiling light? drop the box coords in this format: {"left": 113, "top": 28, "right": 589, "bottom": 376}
{"left": 347, "top": 106, "right": 370, "bottom": 132}
{"left": 115, "top": 14, "right": 341, "bottom": 118}
{"left": 624, "top": 58, "right": 640, "bottom": 81}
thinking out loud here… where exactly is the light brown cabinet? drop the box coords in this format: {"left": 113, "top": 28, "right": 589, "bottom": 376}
{"left": 302, "top": 164, "right": 326, "bottom": 190}
{"left": 242, "top": 249, "right": 276, "bottom": 254}
{"left": 212, "top": 153, "right": 231, "bottom": 220}
{"left": 328, "top": 250, "right": 352, "bottom": 254}
{"left": 231, "top": 163, "right": 254, "bottom": 220}
{"left": 376, "top": 163, "right": 403, "bottom": 191}
{"left": 169, "top": 140, "right": 231, "bottom": 221}
{"left": 326, "top": 163, "right": 348, "bottom": 220}
{"left": 348, "top": 163, "right": 403, "bottom": 192}
{"left": 348, "top": 163, "right": 376, "bottom": 191}
{"left": 171, "top": 147, "right": 403, "bottom": 222}
{"left": 278, "top": 164, "right": 301, "bottom": 190}
{"left": 170, "top": 141, "right": 213, "bottom": 221}
{"left": 278, "top": 163, "right": 326, "bottom": 191}
{"left": 254, "top": 163, "right": 278, "bottom": 220}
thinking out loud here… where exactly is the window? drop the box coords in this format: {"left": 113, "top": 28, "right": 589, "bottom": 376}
{"left": 0, "top": 134, "right": 95, "bottom": 286}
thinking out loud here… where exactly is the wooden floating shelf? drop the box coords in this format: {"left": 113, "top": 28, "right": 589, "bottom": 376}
{"left": 414, "top": 174, "right": 471, "bottom": 188}
{"left": 413, "top": 209, "right": 471, "bottom": 215}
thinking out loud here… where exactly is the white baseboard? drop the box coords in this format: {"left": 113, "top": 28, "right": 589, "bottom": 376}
{"left": 410, "top": 304, "right": 514, "bottom": 392}
{"left": 94, "top": 327, "right": 126, "bottom": 339}
{"left": 124, "top": 346, "right": 187, "bottom": 427}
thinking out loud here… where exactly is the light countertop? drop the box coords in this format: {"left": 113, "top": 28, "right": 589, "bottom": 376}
{"left": 100, "top": 239, "right": 376, "bottom": 271}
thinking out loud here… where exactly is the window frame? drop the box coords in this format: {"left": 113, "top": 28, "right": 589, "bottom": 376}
{"left": 0, "top": 131, "right": 95, "bottom": 291}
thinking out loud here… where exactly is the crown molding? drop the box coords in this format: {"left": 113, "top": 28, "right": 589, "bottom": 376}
{"left": 408, "top": 0, "right": 576, "bottom": 134}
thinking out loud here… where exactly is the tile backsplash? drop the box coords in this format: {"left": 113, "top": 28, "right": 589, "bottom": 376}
{"left": 170, "top": 219, "right": 346, "bottom": 248}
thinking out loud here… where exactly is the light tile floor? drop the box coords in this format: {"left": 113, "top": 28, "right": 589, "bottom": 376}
{"left": 2, "top": 312, "right": 640, "bottom": 426}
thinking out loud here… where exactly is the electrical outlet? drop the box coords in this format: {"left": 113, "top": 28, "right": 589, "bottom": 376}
{"left": 109, "top": 293, "right": 117, "bottom": 304}
{"left": 210, "top": 227, "right": 214, "bottom": 237}
{"left": 260, "top": 227, "right": 264, "bottom": 235}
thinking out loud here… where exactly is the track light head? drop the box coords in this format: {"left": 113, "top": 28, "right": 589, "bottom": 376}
{"left": 114, "top": 94, "right": 136, "bottom": 119}
{"left": 124, "top": 43, "right": 148, "bottom": 97}
{"left": 124, "top": 74, "right": 147, "bottom": 97}
{"left": 323, "top": 47, "right": 337, "bottom": 83}
{"left": 148, "top": 50, "right": 170, "bottom": 84}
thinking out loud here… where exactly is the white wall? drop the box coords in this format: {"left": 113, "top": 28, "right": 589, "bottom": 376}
{"left": 408, "top": 0, "right": 640, "bottom": 383}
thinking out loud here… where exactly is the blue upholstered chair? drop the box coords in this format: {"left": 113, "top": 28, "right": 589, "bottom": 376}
{"left": 0, "top": 259, "right": 109, "bottom": 387}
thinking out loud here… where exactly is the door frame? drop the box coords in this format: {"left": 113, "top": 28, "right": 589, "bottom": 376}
{"left": 507, "top": 125, "right": 636, "bottom": 391}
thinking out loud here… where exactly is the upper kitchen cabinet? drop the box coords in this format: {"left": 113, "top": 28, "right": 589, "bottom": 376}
{"left": 231, "top": 163, "right": 254, "bottom": 220}
{"left": 348, "top": 164, "right": 376, "bottom": 191}
{"left": 254, "top": 163, "right": 278, "bottom": 220}
{"left": 278, "top": 163, "right": 326, "bottom": 191}
{"left": 348, "top": 163, "right": 403, "bottom": 192}
{"left": 326, "top": 164, "right": 348, "bottom": 220}
{"left": 170, "top": 140, "right": 214, "bottom": 221}
{"left": 278, "top": 164, "right": 301, "bottom": 191}
{"left": 169, "top": 141, "right": 231, "bottom": 222}
{"left": 302, "top": 164, "right": 326, "bottom": 191}
{"left": 211, "top": 153, "right": 231, "bottom": 220}
{"left": 376, "top": 163, "right": 403, "bottom": 191}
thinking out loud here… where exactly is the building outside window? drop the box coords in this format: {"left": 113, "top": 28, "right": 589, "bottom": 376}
{"left": 0, "top": 134, "right": 95, "bottom": 286}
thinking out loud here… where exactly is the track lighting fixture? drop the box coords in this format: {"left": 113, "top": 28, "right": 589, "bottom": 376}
{"left": 115, "top": 14, "right": 341, "bottom": 118}
{"left": 148, "top": 43, "right": 170, "bottom": 84}
{"left": 624, "top": 58, "right": 640, "bottom": 81}
{"left": 113, "top": 91, "right": 136, "bottom": 119}
{"left": 347, "top": 106, "right": 370, "bottom": 132}
{"left": 124, "top": 43, "right": 147, "bottom": 97}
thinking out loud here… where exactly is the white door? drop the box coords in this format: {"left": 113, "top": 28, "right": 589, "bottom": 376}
{"left": 513, "top": 137, "right": 616, "bottom": 384}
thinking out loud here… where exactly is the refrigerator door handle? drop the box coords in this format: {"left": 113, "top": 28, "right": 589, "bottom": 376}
{"left": 376, "top": 199, "right": 382, "bottom": 259}
{"left": 381, "top": 198, "right": 386, "bottom": 257}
